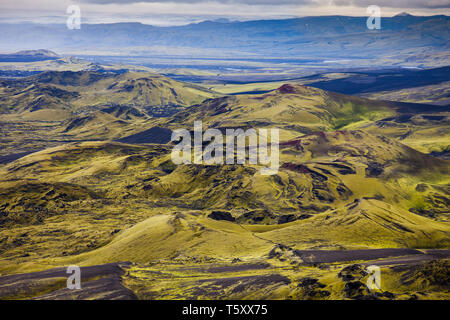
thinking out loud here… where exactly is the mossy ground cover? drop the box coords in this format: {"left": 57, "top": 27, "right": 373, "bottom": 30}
{"left": 0, "top": 79, "right": 448, "bottom": 299}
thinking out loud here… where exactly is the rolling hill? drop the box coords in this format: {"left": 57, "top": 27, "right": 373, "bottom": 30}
{"left": 0, "top": 128, "right": 448, "bottom": 265}
{"left": 154, "top": 83, "right": 449, "bottom": 154}
{"left": 0, "top": 75, "right": 448, "bottom": 299}
{"left": 0, "top": 70, "right": 219, "bottom": 155}
{"left": 0, "top": 70, "right": 217, "bottom": 118}
{"left": 0, "top": 49, "right": 60, "bottom": 62}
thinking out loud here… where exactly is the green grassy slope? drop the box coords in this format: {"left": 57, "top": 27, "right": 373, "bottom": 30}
{"left": 0, "top": 78, "right": 448, "bottom": 299}
{"left": 0, "top": 71, "right": 218, "bottom": 118}
{"left": 0, "top": 133, "right": 447, "bottom": 274}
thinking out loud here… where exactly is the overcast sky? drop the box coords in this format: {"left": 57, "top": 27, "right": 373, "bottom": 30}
{"left": 0, "top": 0, "right": 449, "bottom": 26}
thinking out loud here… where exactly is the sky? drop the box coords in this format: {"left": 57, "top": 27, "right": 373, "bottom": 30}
{"left": 0, "top": 0, "right": 449, "bottom": 26}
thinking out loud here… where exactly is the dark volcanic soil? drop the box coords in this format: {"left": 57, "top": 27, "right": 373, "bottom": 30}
{"left": 294, "top": 248, "right": 424, "bottom": 264}
{"left": 0, "top": 262, "right": 136, "bottom": 300}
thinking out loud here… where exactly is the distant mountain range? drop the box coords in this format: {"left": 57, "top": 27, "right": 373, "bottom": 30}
{"left": 0, "top": 15, "right": 449, "bottom": 65}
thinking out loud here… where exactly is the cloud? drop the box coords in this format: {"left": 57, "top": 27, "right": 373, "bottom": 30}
{"left": 81, "top": 0, "right": 317, "bottom": 4}
{"left": 331, "top": 0, "right": 450, "bottom": 9}
{"left": 0, "top": 0, "right": 448, "bottom": 26}
{"left": 80, "top": 0, "right": 450, "bottom": 9}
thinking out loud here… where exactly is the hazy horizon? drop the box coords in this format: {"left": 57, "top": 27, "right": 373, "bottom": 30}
{"left": 0, "top": 0, "right": 449, "bottom": 26}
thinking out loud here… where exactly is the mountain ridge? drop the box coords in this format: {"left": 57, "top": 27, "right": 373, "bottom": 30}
{"left": 1, "top": 15, "right": 448, "bottom": 66}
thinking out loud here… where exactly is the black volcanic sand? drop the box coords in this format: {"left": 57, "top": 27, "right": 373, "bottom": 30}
{"left": 0, "top": 262, "right": 136, "bottom": 300}
{"left": 361, "top": 250, "right": 450, "bottom": 267}
{"left": 294, "top": 248, "right": 426, "bottom": 264}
